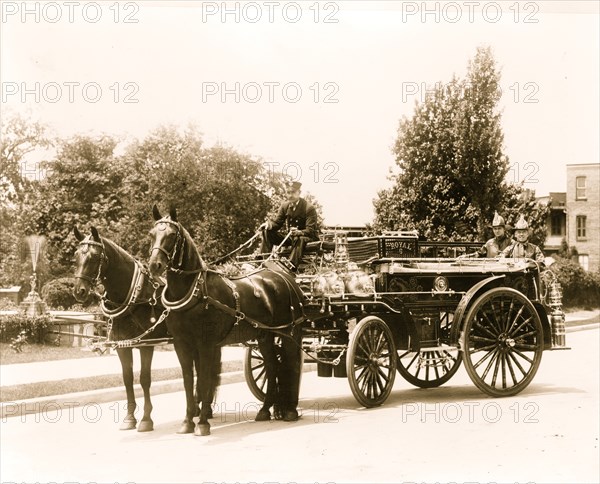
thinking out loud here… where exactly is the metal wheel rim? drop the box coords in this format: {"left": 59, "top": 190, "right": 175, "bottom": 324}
{"left": 244, "top": 345, "right": 267, "bottom": 402}
{"left": 397, "top": 346, "right": 462, "bottom": 388}
{"left": 347, "top": 316, "right": 397, "bottom": 407}
{"left": 463, "top": 288, "right": 543, "bottom": 397}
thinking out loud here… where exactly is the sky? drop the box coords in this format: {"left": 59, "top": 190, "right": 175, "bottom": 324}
{"left": 1, "top": 0, "right": 599, "bottom": 226}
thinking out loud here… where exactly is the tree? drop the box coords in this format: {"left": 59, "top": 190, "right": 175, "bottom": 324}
{"left": 118, "top": 125, "right": 294, "bottom": 261}
{"left": 1, "top": 111, "right": 50, "bottom": 205}
{"left": 21, "top": 135, "right": 123, "bottom": 276}
{"left": 374, "top": 47, "right": 547, "bottom": 242}
{"left": 0, "top": 112, "right": 50, "bottom": 287}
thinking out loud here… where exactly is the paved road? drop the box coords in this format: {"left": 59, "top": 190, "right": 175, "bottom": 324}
{"left": 1, "top": 328, "right": 598, "bottom": 484}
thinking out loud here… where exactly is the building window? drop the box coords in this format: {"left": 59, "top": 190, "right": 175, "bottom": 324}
{"left": 576, "top": 176, "right": 587, "bottom": 200}
{"left": 576, "top": 215, "right": 587, "bottom": 239}
{"left": 550, "top": 212, "right": 564, "bottom": 236}
{"left": 579, "top": 254, "right": 589, "bottom": 271}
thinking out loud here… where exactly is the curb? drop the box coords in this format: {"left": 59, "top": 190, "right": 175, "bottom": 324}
{"left": 0, "top": 370, "right": 246, "bottom": 420}
{"left": 1, "top": 364, "right": 318, "bottom": 419}
{"left": 566, "top": 322, "right": 600, "bottom": 333}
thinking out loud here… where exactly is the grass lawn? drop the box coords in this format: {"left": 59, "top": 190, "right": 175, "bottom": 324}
{"left": 0, "top": 360, "right": 242, "bottom": 402}
{"left": 0, "top": 342, "right": 105, "bottom": 365}
{"left": 0, "top": 341, "right": 176, "bottom": 365}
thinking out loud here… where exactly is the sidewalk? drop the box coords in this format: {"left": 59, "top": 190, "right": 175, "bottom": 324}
{"left": 0, "top": 346, "right": 245, "bottom": 387}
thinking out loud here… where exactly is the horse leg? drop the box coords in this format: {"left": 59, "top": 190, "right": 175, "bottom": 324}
{"left": 277, "top": 330, "right": 303, "bottom": 422}
{"left": 137, "top": 346, "right": 155, "bottom": 432}
{"left": 255, "top": 335, "right": 279, "bottom": 421}
{"left": 195, "top": 344, "right": 221, "bottom": 436}
{"left": 117, "top": 348, "right": 137, "bottom": 430}
{"left": 193, "top": 354, "right": 213, "bottom": 419}
{"left": 173, "top": 341, "right": 197, "bottom": 434}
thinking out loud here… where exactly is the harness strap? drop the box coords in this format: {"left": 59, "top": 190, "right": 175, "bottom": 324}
{"left": 89, "top": 308, "right": 171, "bottom": 350}
{"left": 204, "top": 295, "right": 300, "bottom": 331}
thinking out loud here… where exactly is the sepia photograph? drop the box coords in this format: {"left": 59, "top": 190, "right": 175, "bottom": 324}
{"left": 1, "top": 1, "right": 599, "bottom": 483}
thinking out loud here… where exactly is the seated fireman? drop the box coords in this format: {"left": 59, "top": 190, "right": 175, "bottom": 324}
{"left": 259, "top": 181, "right": 318, "bottom": 269}
{"left": 499, "top": 215, "right": 545, "bottom": 264}
{"left": 470, "top": 211, "right": 514, "bottom": 258}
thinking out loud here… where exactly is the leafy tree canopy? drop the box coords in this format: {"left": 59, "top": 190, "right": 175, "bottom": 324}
{"left": 374, "top": 46, "right": 548, "bottom": 244}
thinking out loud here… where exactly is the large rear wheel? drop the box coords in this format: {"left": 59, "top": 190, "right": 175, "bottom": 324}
{"left": 462, "top": 288, "right": 543, "bottom": 397}
{"left": 244, "top": 343, "right": 267, "bottom": 402}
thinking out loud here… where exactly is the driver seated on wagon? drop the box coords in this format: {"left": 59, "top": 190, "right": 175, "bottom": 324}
{"left": 259, "top": 181, "right": 319, "bottom": 270}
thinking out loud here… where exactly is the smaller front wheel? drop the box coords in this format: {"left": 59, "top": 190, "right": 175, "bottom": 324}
{"left": 347, "top": 316, "right": 397, "bottom": 407}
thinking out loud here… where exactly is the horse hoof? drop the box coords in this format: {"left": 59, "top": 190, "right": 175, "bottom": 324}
{"left": 137, "top": 420, "right": 154, "bottom": 432}
{"left": 119, "top": 419, "right": 137, "bottom": 431}
{"left": 255, "top": 409, "right": 271, "bottom": 421}
{"left": 283, "top": 409, "right": 299, "bottom": 422}
{"left": 176, "top": 421, "right": 195, "bottom": 434}
{"left": 195, "top": 424, "right": 210, "bottom": 436}
{"left": 273, "top": 406, "right": 284, "bottom": 420}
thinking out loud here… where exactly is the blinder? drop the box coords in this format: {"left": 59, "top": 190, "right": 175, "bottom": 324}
{"left": 74, "top": 238, "right": 108, "bottom": 287}
{"left": 150, "top": 218, "right": 186, "bottom": 269}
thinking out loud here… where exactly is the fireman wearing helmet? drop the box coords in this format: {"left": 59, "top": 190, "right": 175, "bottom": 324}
{"left": 499, "top": 215, "right": 545, "bottom": 264}
{"left": 461, "top": 211, "right": 514, "bottom": 258}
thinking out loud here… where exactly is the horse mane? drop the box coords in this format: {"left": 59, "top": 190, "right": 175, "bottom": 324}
{"left": 169, "top": 219, "right": 208, "bottom": 272}
{"left": 101, "top": 236, "right": 137, "bottom": 267}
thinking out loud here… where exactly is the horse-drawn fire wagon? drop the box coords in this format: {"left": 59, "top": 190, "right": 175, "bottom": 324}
{"left": 242, "top": 229, "right": 568, "bottom": 407}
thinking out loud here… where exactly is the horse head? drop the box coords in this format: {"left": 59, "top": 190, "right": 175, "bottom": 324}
{"left": 73, "top": 225, "right": 106, "bottom": 302}
{"left": 148, "top": 204, "right": 185, "bottom": 279}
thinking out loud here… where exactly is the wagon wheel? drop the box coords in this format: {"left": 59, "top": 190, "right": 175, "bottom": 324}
{"left": 244, "top": 338, "right": 304, "bottom": 402}
{"left": 397, "top": 346, "right": 462, "bottom": 388}
{"left": 397, "top": 311, "right": 462, "bottom": 388}
{"left": 244, "top": 343, "right": 268, "bottom": 402}
{"left": 462, "top": 287, "right": 543, "bottom": 397}
{"left": 347, "top": 316, "right": 397, "bottom": 407}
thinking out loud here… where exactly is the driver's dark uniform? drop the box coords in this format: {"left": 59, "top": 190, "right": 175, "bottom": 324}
{"left": 260, "top": 198, "right": 318, "bottom": 268}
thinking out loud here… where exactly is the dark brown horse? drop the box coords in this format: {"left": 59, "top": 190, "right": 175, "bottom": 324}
{"left": 73, "top": 226, "right": 171, "bottom": 432}
{"left": 147, "top": 206, "right": 304, "bottom": 436}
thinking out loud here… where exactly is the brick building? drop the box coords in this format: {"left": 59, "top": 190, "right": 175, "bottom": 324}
{"left": 566, "top": 163, "right": 599, "bottom": 271}
{"left": 537, "top": 192, "right": 567, "bottom": 256}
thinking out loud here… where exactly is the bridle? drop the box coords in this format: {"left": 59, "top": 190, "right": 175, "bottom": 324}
{"left": 150, "top": 218, "right": 187, "bottom": 270}
{"left": 74, "top": 238, "right": 108, "bottom": 290}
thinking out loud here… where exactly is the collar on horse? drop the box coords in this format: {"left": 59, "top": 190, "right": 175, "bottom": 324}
{"left": 75, "top": 238, "right": 161, "bottom": 319}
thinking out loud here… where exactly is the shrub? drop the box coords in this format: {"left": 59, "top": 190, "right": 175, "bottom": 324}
{"left": 41, "top": 278, "right": 78, "bottom": 310}
{"left": 0, "top": 313, "right": 52, "bottom": 343}
{"left": 550, "top": 258, "right": 600, "bottom": 309}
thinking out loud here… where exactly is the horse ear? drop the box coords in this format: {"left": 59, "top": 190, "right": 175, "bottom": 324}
{"left": 91, "top": 226, "right": 100, "bottom": 242}
{"left": 73, "top": 226, "right": 84, "bottom": 241}
{"left": 169, "top": 206, "right": 177, "bottom": 221}
{"left": 152, "top": 204, "right": 162, "bottom": 221}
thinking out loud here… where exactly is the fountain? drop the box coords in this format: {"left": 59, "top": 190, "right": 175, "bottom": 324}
{"left": 20, "top": 235, "right": 47, "bottom": 317}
